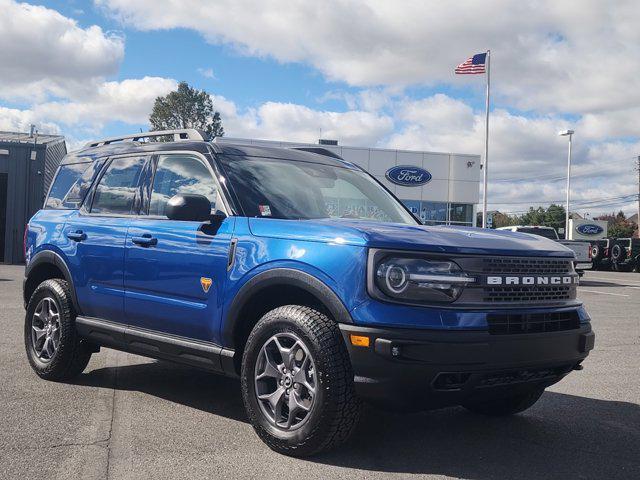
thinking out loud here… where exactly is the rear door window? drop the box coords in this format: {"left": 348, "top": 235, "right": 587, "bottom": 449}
{"left": 90, "top": 157, "right": 147, "bottom": 215}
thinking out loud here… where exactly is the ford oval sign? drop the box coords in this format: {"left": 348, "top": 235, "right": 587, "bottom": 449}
{"left": 576, "top": 224, "right": 604, "bottom": 236}
{"left": 385, "top": 166, "right": 432, "bottom": 186}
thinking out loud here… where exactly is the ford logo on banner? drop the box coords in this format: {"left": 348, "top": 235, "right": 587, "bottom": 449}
{"left": 385, "top": 166, "right": 432, "bottom": 186}
{"left": 576, "top": 224, "right": 604, "bottom": 236}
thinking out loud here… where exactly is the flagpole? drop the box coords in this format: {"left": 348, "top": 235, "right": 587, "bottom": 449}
{"left": 482, "top": 49, "right": 491, "bottom": 228}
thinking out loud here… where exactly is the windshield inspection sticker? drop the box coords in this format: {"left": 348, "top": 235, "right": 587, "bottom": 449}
{"left": 259, "top": 205, "right": 272, "bottom": 217}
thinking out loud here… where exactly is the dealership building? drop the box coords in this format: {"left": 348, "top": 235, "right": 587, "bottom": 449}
{"left": 215, "top": 137, "right": 481, "bottom": 227}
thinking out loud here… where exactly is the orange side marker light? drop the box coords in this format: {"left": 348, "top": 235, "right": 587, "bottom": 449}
{"left": 349, "top": 334, "right": 370, "bottom": 347}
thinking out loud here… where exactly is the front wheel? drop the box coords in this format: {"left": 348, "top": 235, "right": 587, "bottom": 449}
{"left": 241, "top": 305, "right": 361, "bottom": 457}
{"left": 463, "top": 388, "right": 544, "bottom": 416}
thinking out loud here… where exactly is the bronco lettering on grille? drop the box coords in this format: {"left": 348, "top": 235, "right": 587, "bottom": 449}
{"left": 486, "top": 276, "right": 577, "bottom": 286}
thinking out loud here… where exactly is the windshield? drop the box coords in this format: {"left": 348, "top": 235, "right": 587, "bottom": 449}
{"left": 219, "top": 155, "right": 418, "bottom": 224}
{"left": 517, "top": 227, "right": 558, "bottom": 240}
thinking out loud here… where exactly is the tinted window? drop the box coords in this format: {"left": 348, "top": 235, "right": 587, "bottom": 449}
{"left": 46, "top": 162, "right": 92, "bottom": 209}
{"left": 517, "top": 227, "right": 559, "bottom": 240}
{"left": 91, "top": 157, "right": 146, "bottom": 215}
{"left": 149, "top": 154, "right": 220, "bottom": 217}
{"left": 220, "top": 155, "right": 416, "bottom": 224}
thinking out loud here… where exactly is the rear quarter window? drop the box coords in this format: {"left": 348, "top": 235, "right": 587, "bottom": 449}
{"left": 45, "top": 159, "right": 105, "bottom": 209}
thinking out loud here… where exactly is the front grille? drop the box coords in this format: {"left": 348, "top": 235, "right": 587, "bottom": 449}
{"left": 487, "top": 311, "right": 580, "bottom": 335}
{"left": 484, "top": 285, "right": 573, "bottom": 303}
{"left": 482, "top": 257, "right": 572, "bottom": 274}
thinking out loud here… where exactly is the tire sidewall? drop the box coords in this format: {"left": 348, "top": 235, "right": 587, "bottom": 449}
{"left": 24, "top": 280, "right": 76, "bottom": 376}
{"left": 242, "top": 316, "right": 329, "bottom": 445}
{"left": 611, "top": 244, "right": 623, "bottom": 261}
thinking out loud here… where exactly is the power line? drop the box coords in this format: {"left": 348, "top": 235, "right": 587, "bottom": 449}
{"left": 492, "top": 156, "right": 638, "bottom": 183}
{"left": 487, "top": 193, "right": 637, "bottom": 206}
{"left": 496, "top": 196, "right": 638, "bottom": 215}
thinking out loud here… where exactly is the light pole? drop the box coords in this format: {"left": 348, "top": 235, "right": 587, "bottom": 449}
{"left": 559, "top": 129, "right": 574, "bottom": 239}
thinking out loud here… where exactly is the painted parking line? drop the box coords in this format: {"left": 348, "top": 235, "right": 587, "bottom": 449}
{"left": 586, "top": 276, "right": 640, "bottom": 286}
{"left": 578, "top": 289, "right": 630, "bottom": 297}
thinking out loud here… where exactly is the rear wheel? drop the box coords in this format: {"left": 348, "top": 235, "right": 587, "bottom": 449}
{"left": 241, "top": 305, "right": 361, "bottom": 457}
{"left": 24, "top": 279, "right": 92, "bottom": 381}
{"left": 463, "top": 388, "right": 544, "bottom": 416}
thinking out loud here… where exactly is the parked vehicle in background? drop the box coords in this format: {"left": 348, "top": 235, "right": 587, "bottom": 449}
{"left": 496, "top": 226, "right": 592, "bottom": 274}
{"left": 610, "top": 238, "right": 640, "bottom": 272}
{"left": 590, "top": 239, "right": 613, "bottom": 271}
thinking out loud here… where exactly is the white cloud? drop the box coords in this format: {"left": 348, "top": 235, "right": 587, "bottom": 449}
{"left": 0, "top": 106, "right": 60, "bottom": 134}
{"left": 214, "top": 96, "right": 394, "bottom": 146}
{"left": 34, "top": 77, "right": 177, "bottom": 127}
{"left": 197, "top": 68, "right": 216, "bottom": 79}
{"left": 0, "top": 0, "right": 124, "bottom": 101}
{"left": 0, "top": 1, "right": 634, "bottom": 216}
{"left": 386, "top": 93, "right": 638, "bottom": 214}
{"left": 96, "top": 0, "right": 640, "bottom": 116}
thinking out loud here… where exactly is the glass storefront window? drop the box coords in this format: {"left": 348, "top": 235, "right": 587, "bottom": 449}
{"left": 396, "top": 200, "right": 475, "bottom": 226}
{"left": 421, "top": 202, "right": 448, "bottom": 225}
{"left": 449, "top": 203, "right": 473, "bottom": 225}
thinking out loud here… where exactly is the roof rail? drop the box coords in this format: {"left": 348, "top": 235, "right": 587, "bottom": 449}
{"left": 291, "top": 147, "right": 343, "bottom": 160}
{"left": 83, "top": 129, "right": 207, "bottom": 148}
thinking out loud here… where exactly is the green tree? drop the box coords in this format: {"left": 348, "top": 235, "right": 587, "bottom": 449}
{"left": 149, "top": 81, "right": 224, "bottom": 140}
{"left": 608, "top": 211, "right": 636, "bottom": 238}
{"left": 519, "top": 206, "right": 547, "bottom": 226}
{"left": 544, "top": 204, "right": 566, "bottom": 228}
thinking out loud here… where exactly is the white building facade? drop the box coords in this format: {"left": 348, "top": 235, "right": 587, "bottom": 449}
{"left": 215, "top": 137, "right": 481, "bottom": 227}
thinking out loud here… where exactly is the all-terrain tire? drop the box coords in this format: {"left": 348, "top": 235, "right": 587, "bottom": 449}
{"left": 24, "top": 279, "right": 92, "bottom": 381}
{"left": 463, "top": 388, "right": 544, "bottom": 416}
{"left": 241, "top": 305, "right": 361, "bottom": 457}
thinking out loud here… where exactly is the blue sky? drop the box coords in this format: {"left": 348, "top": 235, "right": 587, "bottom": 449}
{"left": 1, "top": 0, "right": 638, "bottom": 216}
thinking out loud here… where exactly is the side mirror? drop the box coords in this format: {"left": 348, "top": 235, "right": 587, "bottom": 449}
{"left": 165, "top": 194, "right": 211, "bottom": 222}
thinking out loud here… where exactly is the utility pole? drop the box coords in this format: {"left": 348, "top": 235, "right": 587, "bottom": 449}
{"left": 559, "top": 130, "right": 574, "bottom": 239}
{"left": 482, "top": 50, "right": 491, "bottom": 228}
{"left": 637, "top": 156, "right": 640, "bottom": 238}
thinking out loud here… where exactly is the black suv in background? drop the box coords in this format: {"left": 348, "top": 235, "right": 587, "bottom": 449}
{"left": 610, "top": 238, "right": 640, "bottom": 272}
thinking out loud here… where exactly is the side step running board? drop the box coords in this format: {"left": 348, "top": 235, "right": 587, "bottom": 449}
{"left": 75, "top": 316, "right": 237, "bottom": 376}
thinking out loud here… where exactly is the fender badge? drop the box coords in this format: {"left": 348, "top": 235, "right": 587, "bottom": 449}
{"left": 200, "top": 277, "right": 213, "bottom": 293}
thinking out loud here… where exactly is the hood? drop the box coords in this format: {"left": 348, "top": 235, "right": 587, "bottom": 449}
{"left": 248, "top": 218, "right": 575, "bottom": 257}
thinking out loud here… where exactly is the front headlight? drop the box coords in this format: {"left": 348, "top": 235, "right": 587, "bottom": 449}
{"left": 371, "top": 253, "right": 474, "bottom": 305}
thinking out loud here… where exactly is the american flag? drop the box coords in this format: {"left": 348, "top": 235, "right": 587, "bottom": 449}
{"left": 455, "top": 53, "right": 487, "bottom": 74}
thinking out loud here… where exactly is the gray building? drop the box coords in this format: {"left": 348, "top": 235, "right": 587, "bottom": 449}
{"left": 0, "top": 131, "right": 66, "bottom": 264}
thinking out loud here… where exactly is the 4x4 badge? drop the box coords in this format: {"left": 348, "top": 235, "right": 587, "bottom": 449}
{"left": 200, "top": 277, "right": 213, "bottom": 293}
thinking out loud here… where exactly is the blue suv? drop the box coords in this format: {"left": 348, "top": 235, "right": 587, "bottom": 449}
{"left": 23, "top": 129, "right": 595, "bottom": 456}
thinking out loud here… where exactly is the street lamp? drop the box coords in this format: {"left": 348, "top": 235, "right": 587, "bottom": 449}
{"left": 559, "top": 129, "right": 574, "bottom": 240}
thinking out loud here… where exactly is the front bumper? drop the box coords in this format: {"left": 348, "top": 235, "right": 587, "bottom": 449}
{"left": 340, "top": 323, "right": 594, "bottom": 410}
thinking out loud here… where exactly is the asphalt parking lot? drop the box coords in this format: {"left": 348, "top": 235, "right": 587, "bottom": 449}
{"left": 0, "top": 265, "right": 638, "bottom": 480}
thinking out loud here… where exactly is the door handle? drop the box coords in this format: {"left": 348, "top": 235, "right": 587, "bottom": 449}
{"left": 132, "top": 235, "right": 158, "bottom": 247}
{"left": 67, "top": 231, "right": 86, "bottom": 242}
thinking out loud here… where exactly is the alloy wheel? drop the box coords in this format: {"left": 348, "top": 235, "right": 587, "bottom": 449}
{"left": 254, "top": 332, "right": 317, "bottom": 430}
{"left": 31, "top": 297, "right": 61, "bottom": 362}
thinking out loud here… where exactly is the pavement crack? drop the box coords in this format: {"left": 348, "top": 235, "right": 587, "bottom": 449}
{"left": 47, "top": 438, "right": 110, "bottom": 449}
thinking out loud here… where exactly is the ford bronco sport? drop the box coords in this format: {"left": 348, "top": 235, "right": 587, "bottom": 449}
{"left": 23, "top": 129, "right": 595, "bottom": 457}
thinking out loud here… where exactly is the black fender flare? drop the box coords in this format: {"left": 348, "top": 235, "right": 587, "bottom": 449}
{"left": 222, "top": 268, "right": 353, "bottom": 347}
{"left": 24, "top": 250, "right": 81, "bottom": 314}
